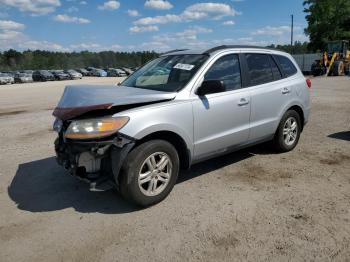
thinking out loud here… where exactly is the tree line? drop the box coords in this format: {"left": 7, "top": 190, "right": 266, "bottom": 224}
{"left": 0, "top": 42, "right": 311, "bottom": 71}
{"left": 0, "top": 50, "right": 159, "bottom": 71}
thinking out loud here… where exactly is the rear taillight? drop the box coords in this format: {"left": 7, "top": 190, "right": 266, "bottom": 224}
{"left": 306, "top": 79, "right": 311, "bottom": 88}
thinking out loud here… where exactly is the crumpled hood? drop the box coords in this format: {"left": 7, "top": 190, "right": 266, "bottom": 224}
{"left": 53, "top": 85, "right": 176, "bottom": 120}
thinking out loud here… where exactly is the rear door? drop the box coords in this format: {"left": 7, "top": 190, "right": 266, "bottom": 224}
{"left": 243, "top": 53, "right": 294, "bottom": 142}
{"left": 192, "top": 53, "right": 251, "bottom": 160}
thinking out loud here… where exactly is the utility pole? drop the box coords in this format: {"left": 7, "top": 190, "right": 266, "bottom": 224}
{"left": 291, "top": 14, "right": 294, "bottom": 51}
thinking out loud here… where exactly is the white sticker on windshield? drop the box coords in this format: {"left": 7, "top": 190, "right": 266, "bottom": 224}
{"left": 173, "top": 63, "right": 195, "bottom": 71}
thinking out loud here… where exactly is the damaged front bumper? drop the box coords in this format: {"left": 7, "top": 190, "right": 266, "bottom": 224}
{"left": 55, "top": 132, "right": 135, "bottom": 191}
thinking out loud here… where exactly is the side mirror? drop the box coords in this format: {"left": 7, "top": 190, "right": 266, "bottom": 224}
{"left": 196, "top": 80, "right": 225, "bottom": 96}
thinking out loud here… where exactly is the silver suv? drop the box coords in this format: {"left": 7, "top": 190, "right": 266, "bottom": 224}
{"left": 53, "top": 45, "right": 311, "bottom": 206}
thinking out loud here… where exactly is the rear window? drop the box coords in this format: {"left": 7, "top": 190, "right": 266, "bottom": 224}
{"left": 245, "top": 54, "right": 274, "bottom": 86}
{"left": 274, "top": 55, "right": 297, "bottom": 77}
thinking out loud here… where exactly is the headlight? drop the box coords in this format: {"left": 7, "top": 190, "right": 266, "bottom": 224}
{"left": 65, "top": 116, "right": 129, "bottom": 140}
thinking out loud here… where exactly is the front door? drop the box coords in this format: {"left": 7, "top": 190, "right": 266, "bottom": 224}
{"left": 192, "top": 54, "right": 251, "bottom": 161}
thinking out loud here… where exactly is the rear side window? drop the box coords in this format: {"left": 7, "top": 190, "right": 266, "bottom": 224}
{"left": 204, "top": 54, "right": 241, "bottom": 91}
{"left": 245, "top": 54, "right": 274, "bottom": 86}
{"left": 274, "top": 55, "right": 297, "bottom": 77}
{"left": 269, "top": 55, "right": 282, "bottom": 80}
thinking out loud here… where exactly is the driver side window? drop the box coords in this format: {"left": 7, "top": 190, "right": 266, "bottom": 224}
{"left": 204, "top": 54, "right": 241, "bottom": 92}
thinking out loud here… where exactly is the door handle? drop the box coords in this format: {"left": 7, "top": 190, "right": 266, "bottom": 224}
{"left": 282, "top": 87, "right": 291, "bottom": 94}
{"left": 238, "top": 98, "right": 249, "bottom": 106}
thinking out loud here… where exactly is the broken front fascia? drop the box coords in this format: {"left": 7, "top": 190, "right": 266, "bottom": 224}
{"left": 55, "top": 132, "right": 135, "bottom": 185}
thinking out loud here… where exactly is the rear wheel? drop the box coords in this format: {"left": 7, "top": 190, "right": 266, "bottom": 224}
{"left": 332, "top": 60, "right": 344, "bottom": 76}
{"left": 273, "top": 110, "right": 301, "bottom": 152}
{"left": 119, "top": 140, "right": 179, "bottom": 206}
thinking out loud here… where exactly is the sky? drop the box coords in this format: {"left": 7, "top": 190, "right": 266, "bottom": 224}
{"left": 0, "top": 0, "right": 309, "bottom": 52}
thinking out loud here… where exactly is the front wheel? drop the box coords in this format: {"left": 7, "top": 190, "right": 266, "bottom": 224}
{"left": 273, "top": 110, "right": 301, "bottom": 152}
{"left": 119, "top": 140, "right": 179, "bottom": 206}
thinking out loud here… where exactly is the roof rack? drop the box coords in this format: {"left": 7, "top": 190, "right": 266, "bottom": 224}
{"left": 203, "top": 45, "right": 274, "bottom": 54}
{"left": 161, "top": 49, "right": 189, "bottom": 55}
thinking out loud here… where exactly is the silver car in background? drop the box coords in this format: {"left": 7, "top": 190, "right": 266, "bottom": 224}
{"left": 53, "top": 45, "right": 311, "bottom": 207}
{"left": 0, "top": 73, "right": 15, "bottom": 84}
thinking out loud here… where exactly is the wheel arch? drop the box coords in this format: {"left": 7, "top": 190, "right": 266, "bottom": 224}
{"left": 134, "top": 130, "right": 192, "bottom": 170}
{"left": 286, "top": 104, "right": 305, "bottom": 131}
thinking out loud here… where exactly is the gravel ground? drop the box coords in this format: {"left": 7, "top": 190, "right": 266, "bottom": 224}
{"left": 0, "top": 76, "right": 349, "bottom": 262}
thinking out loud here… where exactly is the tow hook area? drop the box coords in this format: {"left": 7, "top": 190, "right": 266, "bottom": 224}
{"left": 55, "top": 134, "right": 135, "bottom": 191}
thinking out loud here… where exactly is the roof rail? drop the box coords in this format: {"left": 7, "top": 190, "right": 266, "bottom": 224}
{"left": 203, "top": 45, "right": 274, "bottom": 54}
{"left": 161, "top": 49, "right": 189, "bottom": 55}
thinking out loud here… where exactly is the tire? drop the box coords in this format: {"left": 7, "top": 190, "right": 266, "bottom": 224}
{"left": 311, "top": 62, "right": 321, "bottom": 76}
{"left": 344, "top": 63, "right": 350, "bottom": 76}
{"left": 332, "top": 60, "right": 344, "bottom": 76}
{"left": 119, "top": 140, "right": 179, "bottom": 207}
{"left": 273, "top": 110, "right": 301, "bottom": 152}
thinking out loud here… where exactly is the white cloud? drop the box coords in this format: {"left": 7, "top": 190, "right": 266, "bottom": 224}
{"left": 70, "top": 43, "right": 122, "bottom": 51}
{"left": 67, "top": 6, "right": 79, "bottom": 12}
{"left": 145, "top": 0, "right": 173, "bottom": 10}
{"left": 139, "top": 41, "right": 171, "bottom": 52}
{"left": 222, "top": 20, "right": 235, "bottom": 25}
{"left": 53, "top": 14, "right": 90, "bottom": 24}
{"left": 182, "top": 3, "right": 239, "bottom": 20}
{"left": 134, "top": 14, "right": 181, "bottom": 25}
{"left": 134, "top": 2, "right": 239, "bottom": 26}
{"left": 70, "top": 43, "right": 101, "bottom": 49}
{"left": 0, "top": 30, "right": 69, "bottom": 51}
{"left": 0, "top": 30, "right": 25, "bottom": 41}
{"left": 129, "top": 25, "right": 159, "bottom": 33}
{"left": 127, "top": 9, "right": 140, "bottom": 17}
{"left": 147, "top": 26, "right": 213, "bottom": 51}
{"left": 175, "top": 26, "right": 212, "bottom": 40}
{"left": 98, "top": 1, "right": 120, "bottom": 10}
{"left": 80, "top": 1, "right": 87, "bottom": 4}
{"left": 294, "top": 33, "right": 309, "bottom": 42}
{"left": 19, "top": 40, "right": 69, "bottom": 51}
{"left": 0, "top": 20, "right": 25, "bottom": 30}
{"left": 212, "top": 37, "right": 269, "bottom": 46}
{"left": 0, "top": 0, "right": 61, "bottom": 16}
{"left": 249, "top": 25, "right": 308, "bottom": 44}
{"left": 252, "top": 26, "right": 291, "bottom": 36}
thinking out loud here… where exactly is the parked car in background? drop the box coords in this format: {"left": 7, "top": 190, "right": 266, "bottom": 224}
{"left": 85, "top": 67, "right": 97, "bottom": 76}
{"left": 53, "top": 45, "right": 311, "bottom": 207}
{"left": 14, "top": 72, "right": 33, "bottom": 83}
{"left": 20, "top": 70, "right": 34, "bottom": 74}
{"left": 32, "top": 70, "right": 55, "bottom": 81}
{"left": 122, "top": 67, "right": 134, "bottom": 75}
{"left": 91, "top": 68, "right": 107, "bottom": 77}
{"left": 76, "top": 68, "right": 89, "bottom": 76}
{"left": 51, "top": 70, "right": 71, "bottom": 81}
{"left": 106, "top": 68, "right": 127, "bottom": 77}
{"left": 65, "top": 69, "right": 82, "bottom": 79}
{"left": 0, "top": 73, "right": 15, "bottom": 84}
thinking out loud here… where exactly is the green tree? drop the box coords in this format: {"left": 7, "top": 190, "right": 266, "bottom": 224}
{"left": 303, "top": 0, "right": 350, "bottom": 51}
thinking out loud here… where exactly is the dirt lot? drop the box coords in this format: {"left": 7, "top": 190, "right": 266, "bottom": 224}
{"left": 0, "top": 76, "right": 349, "bottom": 261}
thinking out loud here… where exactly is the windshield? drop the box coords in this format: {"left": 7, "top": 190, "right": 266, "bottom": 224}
{"left": 328, "top": 42, "right": 342, "bottom": 54}
{"left": 121, "top": 54, "right": 208, "bottom": 92}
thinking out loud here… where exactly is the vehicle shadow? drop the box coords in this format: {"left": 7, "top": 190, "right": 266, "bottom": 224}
{"left": 328, "top": 131, "right": 350, "bottom": 142}
{"left": 8, "top": 144, "right": 272, "bottom": 214}
{"left": 8, "top": 157, "right": 139, "bottom": 214}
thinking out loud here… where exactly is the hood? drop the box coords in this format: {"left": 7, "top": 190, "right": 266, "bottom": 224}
{"left": 53, "top": 85, "right": 176, "bottom": 120}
